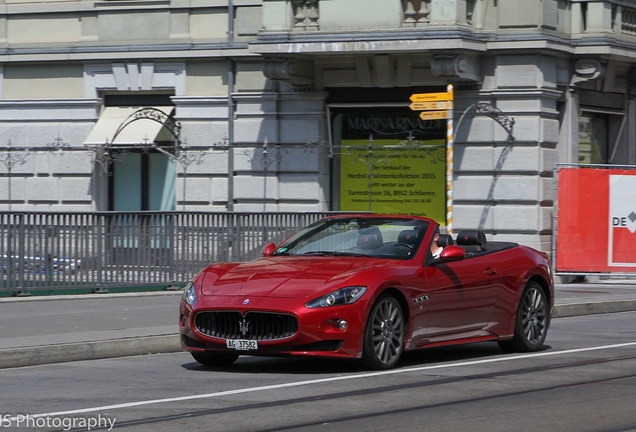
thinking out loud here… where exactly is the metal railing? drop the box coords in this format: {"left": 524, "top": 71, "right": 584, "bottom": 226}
{"left": 0, "top": 211, "right": 346, "bottom": 294}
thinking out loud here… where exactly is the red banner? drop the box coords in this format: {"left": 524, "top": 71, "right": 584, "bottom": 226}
{"left": 556, "top": 167, "right": 636, "bottom": 273}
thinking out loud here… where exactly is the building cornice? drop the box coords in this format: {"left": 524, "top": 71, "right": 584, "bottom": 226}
{"left": 0, "top": 45, "right": 254, "bottom": 63}
{"left": 250, "top": 30, "right": 636, "bottom": 60}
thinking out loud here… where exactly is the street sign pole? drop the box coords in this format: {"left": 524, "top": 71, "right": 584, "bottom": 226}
{"left": 409, "top": 85, "right": 455, "bottom": 233}
{"left": 445, "top": 84, "right": 454, "bottom": 235}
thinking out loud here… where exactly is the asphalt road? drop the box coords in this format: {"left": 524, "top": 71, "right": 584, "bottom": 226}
{"left": 3, "top": 282, "right": 636, "bottom": 371}
{"left": 1, "top": 311, "right": 635, "bottom": 432}
{"left": 0, "top": 293, "right": 178, "bottom": 350}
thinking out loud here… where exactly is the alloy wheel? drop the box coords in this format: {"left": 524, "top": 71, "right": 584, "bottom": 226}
{"left": 520, "top": 285, "right": 547, "bottom": 345}
{"left": 370, "top": 297, "right": 405, "bottom": 366}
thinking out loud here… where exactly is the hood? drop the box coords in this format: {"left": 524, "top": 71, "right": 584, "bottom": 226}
{"left": 200, "top": 256, "right": 389, "bottom": 299}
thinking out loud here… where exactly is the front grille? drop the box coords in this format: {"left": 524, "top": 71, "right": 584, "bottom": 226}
{"left": 194, "top": 311, "right": 298, "bottom": 341}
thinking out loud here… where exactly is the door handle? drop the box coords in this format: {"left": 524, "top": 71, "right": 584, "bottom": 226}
{"left": 484, "top": 267, "right": 497, "bottom": 275}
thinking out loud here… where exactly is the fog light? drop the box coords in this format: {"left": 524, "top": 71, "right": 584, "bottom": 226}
{"left": 337, "top": 319, "right": 348, "bottom": 330}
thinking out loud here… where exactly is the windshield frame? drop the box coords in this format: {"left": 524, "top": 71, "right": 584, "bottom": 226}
{"left": 271, "top": 216, "right": 430, "bottom": 260}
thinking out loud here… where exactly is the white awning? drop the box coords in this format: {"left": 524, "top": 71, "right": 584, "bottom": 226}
{"left": 84, "top": 106, "right": 175, "bottom": 146}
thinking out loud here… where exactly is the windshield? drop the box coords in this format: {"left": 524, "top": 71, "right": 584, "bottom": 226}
{"left": 271, "top": 217, "right": 430, "bottom": 259}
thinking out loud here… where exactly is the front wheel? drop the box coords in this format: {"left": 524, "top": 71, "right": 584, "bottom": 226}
{"left": 498, "top": 281, "right": 549, "bottom": 353}
{"left": 191, "top": 351, "right": 239, "bottom": 367}
{"left": 361, "top": 295, "right": 405, "bottom": 370}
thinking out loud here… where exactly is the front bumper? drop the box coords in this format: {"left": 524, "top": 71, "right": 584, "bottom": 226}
{"left": 179, "top": 296, "right": 367, "bottom": 359}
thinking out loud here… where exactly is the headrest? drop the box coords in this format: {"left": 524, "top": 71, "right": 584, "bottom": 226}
{"left": 437, "top": 234, "right": 454, "bottom": 247}
{"left": 456, "top": 230, "right": 487, "bottom": 247}
{"left": 357, "top": 226, "right": 383, "bottom": 250}
{"left": 398, "top": 230, "right": 418, "bottom": 245}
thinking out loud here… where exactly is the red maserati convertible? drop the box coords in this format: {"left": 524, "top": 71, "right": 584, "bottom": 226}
{"left": 179, "top": 215, "right": 554, "bottom": 370}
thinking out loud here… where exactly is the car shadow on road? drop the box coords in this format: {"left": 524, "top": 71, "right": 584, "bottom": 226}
{"left": 181, "top": 355, "right": 362, "bottom": 374}
{"left": 179, "top": 341, "right": 551, "bottom": 374}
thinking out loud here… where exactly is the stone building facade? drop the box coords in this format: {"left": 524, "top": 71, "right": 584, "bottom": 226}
{"left": 1, "top": 0, "right": 636, "bottom": 254}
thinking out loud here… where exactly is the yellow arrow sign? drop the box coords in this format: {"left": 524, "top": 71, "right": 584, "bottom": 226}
{"left": 419, "top": 110, "right": 449, "bottom": 120}
{"left": 410, "top": 91, "right": 453, "bottom": 102}
{"left": 409, "top": 101, "right": 454, "bottom": 111}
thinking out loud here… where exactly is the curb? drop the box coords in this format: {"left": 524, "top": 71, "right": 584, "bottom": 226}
{"left": 0, "top": 291, "right": 183, "bottom": 303}
{"left": 0, "top": 335, "right": 181, "bottom": 370}
{"left": 1, "top": 300, "right": 636, "bottom": 369}
{"left": 552, "top": 299, "right": 636, "bottom": 318}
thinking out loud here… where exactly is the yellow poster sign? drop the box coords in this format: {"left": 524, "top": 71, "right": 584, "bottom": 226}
{"left": 339, "top": 139, "right": 446, "bottom": 222}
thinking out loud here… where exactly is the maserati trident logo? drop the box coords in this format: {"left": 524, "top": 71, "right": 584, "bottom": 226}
{"left": 239, "top": 318, "right": 250, "bottom": 337}
{"left": 243, "top": 298, "right": 250, "bottom": 305}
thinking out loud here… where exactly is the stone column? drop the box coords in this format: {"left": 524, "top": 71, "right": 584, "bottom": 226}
{"left": 453, "top": 54, "right": 560, "bottom": 253}
{"left": 585, "top": 2, "right": 614, "bottom": 34}
{"left": 430, "top": 0, "right": 460, "bottom": 25}
{"left": 262, "top": 0, "right": 294, "bottom": 32}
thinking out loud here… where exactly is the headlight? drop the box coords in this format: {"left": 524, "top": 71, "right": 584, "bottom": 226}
{"left": 183, "top": 282, "right": 197, "bottom": 305}
{"left": 305, "top": 286, "right": 367, "bottom": 309}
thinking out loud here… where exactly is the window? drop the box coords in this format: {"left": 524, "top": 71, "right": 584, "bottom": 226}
{"left": 84, "top": 95, "right": 178, "bottom": 211}
{"left": 110, "top": 152, "right": 176, "bottom": 211}
{"left": 579, "top": 112, "right": 608, "bottom": 164}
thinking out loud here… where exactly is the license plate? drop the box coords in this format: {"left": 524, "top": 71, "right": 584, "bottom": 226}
{"left": 226, "top": 339, "right": 258, "bottom": 350}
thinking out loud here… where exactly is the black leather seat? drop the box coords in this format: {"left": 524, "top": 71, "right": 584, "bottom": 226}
{"left": 437, "top": 234, "right": 454, "bottom": 247}
{"left": 398, "top": 229, "right": 418, "bottom": 245}
{"left": 455, "top": 230, "right": 487, "bottom": 254}
{"left": 357, "top": 226, "right": 383, "bottom": 250}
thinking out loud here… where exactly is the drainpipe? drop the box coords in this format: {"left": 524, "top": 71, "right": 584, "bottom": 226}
{"left": 227, "top": 59, "right": 235, "bottom": 211}
{"left": 227, "top": 0, "right": 235, "bottom": 211}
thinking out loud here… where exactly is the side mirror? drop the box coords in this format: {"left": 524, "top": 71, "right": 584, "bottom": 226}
{"left": 439, "top": 245, "right": 465, "bottom": 262}
{"left": 261, "top": 243, "right": 277, "bottom": 256}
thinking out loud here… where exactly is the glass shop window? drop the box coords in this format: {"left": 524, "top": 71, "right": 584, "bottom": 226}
{"left": 578, "top": 112, "right": 609, "bottom": 164}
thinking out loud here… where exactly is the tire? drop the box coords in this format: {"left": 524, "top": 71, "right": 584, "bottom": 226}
{"left": 498, "top": 281, "right": 549, "bottom": 353}
{"left": 361, "top": 295, "right": 405, "bottom": 370}
{"left": 191, "top": 351, "right": 239, "bottom": 367}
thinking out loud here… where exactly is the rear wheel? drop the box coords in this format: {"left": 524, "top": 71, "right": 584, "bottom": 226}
{"left": 498, "top": 281, "right": 549, "bottom": 353}
{"left": 361, "top": 295, "right": 405, "bottom": 370}
{"left": 191, "top": 351, "right": 239, "bottom": 367}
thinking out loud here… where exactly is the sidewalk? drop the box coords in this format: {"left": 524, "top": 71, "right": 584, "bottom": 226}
{"left": 0, "top": 281, "right": 635, "bottom": 369}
